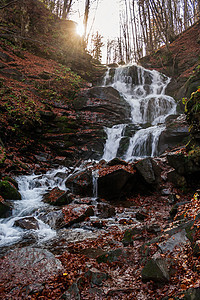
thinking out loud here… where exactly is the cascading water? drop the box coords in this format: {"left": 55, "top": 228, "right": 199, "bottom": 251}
{"left": 0, "top": 167, "right": 68, "bottom": 250}
{"left": 102, "top": 64, "right": 177, "bottom": 161}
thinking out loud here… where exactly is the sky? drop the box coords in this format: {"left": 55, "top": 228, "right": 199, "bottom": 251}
{"left": 70, "top": 0, "right": 120, "bottom": 62}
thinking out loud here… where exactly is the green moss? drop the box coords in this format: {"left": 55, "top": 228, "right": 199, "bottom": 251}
{"left": 0, "top": 181, "right": 21, "bottom": 200}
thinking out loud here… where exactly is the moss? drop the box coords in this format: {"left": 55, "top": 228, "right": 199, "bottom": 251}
{"left": 0, "top": 180, "right": 21, "bottom": 200}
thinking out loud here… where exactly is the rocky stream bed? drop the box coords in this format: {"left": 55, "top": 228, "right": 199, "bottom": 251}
{"left": 0, "top": 150, "right": 200, "bottom": 299}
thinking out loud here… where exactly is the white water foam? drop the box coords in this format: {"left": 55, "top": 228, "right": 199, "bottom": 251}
{"left": 0, "top": 167, "right": 68, "bottom": 248}
{"left": 102, "top": 64, "right": 177, "bottom": 161}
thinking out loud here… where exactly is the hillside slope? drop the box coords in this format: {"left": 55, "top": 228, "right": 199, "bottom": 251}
{"left": 139, "top": 20, "right": 200, "bottom": 101}
{"left": 0, "top": 0, "right": 106, "bottom": 174}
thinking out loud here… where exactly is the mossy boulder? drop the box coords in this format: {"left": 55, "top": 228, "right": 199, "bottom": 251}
{"left": 0, "top": 180, "right": 21, "bottom": 200}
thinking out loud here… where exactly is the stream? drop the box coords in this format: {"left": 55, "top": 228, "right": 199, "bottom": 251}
{"left": 0, "top": 64, "right": 177, "bottom": 254}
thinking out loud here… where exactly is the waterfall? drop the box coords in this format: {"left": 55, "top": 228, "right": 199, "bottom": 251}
{"left": 102, "top": 64, "right": 177, "bottom": 161}
{"left": 0, "top": 168, "right": 68, "bottom": 249}
{"left": 102, "top": 124, "right": 126, "bottom": 161}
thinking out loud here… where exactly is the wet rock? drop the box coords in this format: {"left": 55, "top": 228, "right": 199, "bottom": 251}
{"left": 158, "top": 230, "right": 189, "bottom": 253}
{"left": 39, "top": 209, "right": 65, "bottom": 230}
{"left": 65, "top": 169, "right": 93, "bottom": 197}
{"left": 43, "top": 187, "right": 74, "bottom": 206}
{"left": 74, "top": 86, "right": 131, "bottom": 127}
{"left": 0, "top": 198, "right": 12, "bottom": 218}
{"left": 62, "top": 204, "right": 94, "bottom": 227}
{"left": 141, "top": 253, "right": 170, "bottom": 283}
{"left": 85, "top": 267, "right": 108, "bottom": 286}
{"left": 0, "top": 180, "right": 21, "bottom": 200}
{"left": 135, "top": 157, "right": 161, "bottom": 186}
{"left": 97, "top": 203, "right": 116, "bottom": 218}
{"left": 98, "top": 169, "right": 137, "bottom": 201}
{"left": 0, "top": 247, "right": 63, "bottom": 297}
{"left": 96, "top": 248, "right": 126, "bottom": 264}
{"left": 14, "top": 216, "right": 39, "bottom": 230}
{"left": 159, "top": 114, "right": 189, "bottom": 153}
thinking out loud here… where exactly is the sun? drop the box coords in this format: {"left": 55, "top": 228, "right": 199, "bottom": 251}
{"left": 76, "top": 23, "right": 84, "bottom": 37}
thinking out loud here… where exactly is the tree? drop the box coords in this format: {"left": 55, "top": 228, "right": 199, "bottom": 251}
{"left": 91, "top": 31, "right": 104, "bottom": 62}
{"left": 83, "top": 0, "right": 90, "bottom": 41}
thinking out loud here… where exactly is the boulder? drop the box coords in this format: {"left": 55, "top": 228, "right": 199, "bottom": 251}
{"left": 158, "top": 114, "right": 189, "bottom": 154}
{"left": 158, "top": 230, "right": 189, "bottom": 253}
{"left": 62, "top": 204, "right": 94, "bottom": 227}
{"left": 135, "top": 157, "right": 161, "bottom": 186}
{"left": 43, "top": 187, "right": 74, "bottom": 206}
{"left": 65, "top": 169, "right": 93, "bottom": 197}
{"left": 39, "top": 209, "right": 66, "bottom": 230}
{"left": 14, "top": 216, "right": 39, "bottom": 230}
{"left": 141, "top": 253, "right": 170, "bottom": 283}
{"left": 0, "top": 180, "right": 21, "bottom": 200}
{"left": 0, "top": 247, "right": 63, "bottom": 297}
{"left": 85, "top": 267, "right": 108, "bottom": 286}
{"left": 167, "top": 151, "right": 200, "bottom": 176}
{"left": 96, "top": 248, "right": 126, "bottom": 264}
{"left": 98, "top": 168, "right": 137, "bottom": 201}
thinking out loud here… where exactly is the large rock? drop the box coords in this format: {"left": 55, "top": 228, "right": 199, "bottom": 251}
{"left": 141, "top": 253, "right": 170, "bottom": 283}
{"left": 65, "top": 169, "right": 93, "bottom": 197}
{"left": 43, "top": 187, "right": 74, "bottom": 206}
{"left": 0, "top": 180, "right": 21, "bottom": 200}
{"left": 62, "top": 204, "right": 94, "bottom": 227}
{"left": 158, "top": 230, "right": 189, "bottom": 253}
{"left": 0, "top": 247, "right": 63, "bottom": 297}
{"left": 135, "top": 157, "right": 161, "bottom": 186}
{"left": 39, "top": 209, "right": 66, "bottom": 230}
{"left": 98, "top": 168, "right": 137, "bottom": 201}
{"left": 159, "top": 114, "right": 189, "bottom": 154}
{"left": 14, "top": 216, "right": 39, "bottom": 230}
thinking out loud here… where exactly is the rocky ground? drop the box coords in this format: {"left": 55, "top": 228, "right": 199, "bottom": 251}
{"left": 0, "top": 150, "right": 200, "bottom": 299}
